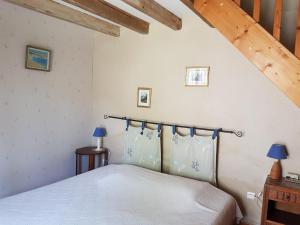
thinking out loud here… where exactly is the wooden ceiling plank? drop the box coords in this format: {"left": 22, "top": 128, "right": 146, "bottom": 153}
{"left": 4, "top": 0, "right": 120, "bottom": 37}
{"left": 273, "top": 0, "right": 283, "bottom": 41}
{"left": 295, "top": 2, "right": 300, "bottom": 58}
{"left": 121, "top": 0, "right": 182, "bottom": 30}
{"left": 253, "top": 0, "right": 261, "bottom": 22}
{"left": 183, "top": 0, "right": 300, "bottom": 108}
{"left": 63, "top": 0, "right": 149, "bottom": 34}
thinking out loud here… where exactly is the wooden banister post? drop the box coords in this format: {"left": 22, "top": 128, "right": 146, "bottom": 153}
{"left": 253, "top": 0, "right": 261, "bottom": 22}
{"left": 273, "top": 0, "right": 283, "bottom": 41}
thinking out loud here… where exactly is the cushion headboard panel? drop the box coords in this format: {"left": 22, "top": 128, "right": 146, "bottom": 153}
{"left": 123, "top": 125, "right": 161, "bottom": 172}
{"left": 170, "top": 133, "right": 217, "bottom": 185}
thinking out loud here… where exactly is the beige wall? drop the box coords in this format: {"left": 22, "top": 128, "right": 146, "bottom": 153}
{"left": 0, "top": 2, "right": 94, "bottom": 198}
{"left": 93, "top": 17, "right": 300, "bottom": 224}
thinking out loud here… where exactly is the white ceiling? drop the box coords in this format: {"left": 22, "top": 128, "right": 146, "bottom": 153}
{"left": 55, "top": 0, "right": 196, "bottom": 28}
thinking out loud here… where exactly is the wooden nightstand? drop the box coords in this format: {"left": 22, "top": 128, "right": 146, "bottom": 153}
{"left": 261, "top": 176, "right": 300, "bottom": 225}
{"left": 75, "top": 146, "right": 108, "bottom": 175}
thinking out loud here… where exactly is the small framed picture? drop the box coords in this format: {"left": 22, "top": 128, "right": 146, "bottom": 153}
{"left": 137, "top": 87, "right": 151, "bottom": 108}
{"left": 185, "top": 67, "right": 210, "bottom": 86}
{"left": 25, "top": 45, "right": 51, "bottom": 72}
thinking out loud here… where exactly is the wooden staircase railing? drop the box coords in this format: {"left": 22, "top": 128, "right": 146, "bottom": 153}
{"left": 232, "top": 0, "right": 300, "bottom": 58}
{"left": 181, "top": 0, "right": 300, "bottom": 108}
{"left": 253, "top": 0, "right": 261, "bottom": 22}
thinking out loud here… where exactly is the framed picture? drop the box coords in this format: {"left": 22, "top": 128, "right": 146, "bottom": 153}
{"left": 25, "top": 45, "right": 51, "bottom": 72}
{"left": 185, "top": 66, "right": 210, "bottom": 86}
{"left": 137, "top": 87, "right": 151, "bottom": 108}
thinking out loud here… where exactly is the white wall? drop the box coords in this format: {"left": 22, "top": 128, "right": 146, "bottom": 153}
{"left": 92, "top": 17, "right": 300, "bottom": 225}
{"left": 0, "top": 2, "right": 94, "bottom": 198}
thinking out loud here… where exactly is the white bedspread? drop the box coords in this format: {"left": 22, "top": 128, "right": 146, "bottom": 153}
{"left": 0, "top": 164, "right": 242, "bottom": 225}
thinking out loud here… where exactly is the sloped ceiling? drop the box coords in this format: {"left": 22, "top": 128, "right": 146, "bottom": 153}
{"left": 54, "top": 0, "right": 300, "bottom": 107}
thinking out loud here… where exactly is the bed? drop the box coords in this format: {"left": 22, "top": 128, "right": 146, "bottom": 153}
{"left": 0, "top": 164, "right": 241, "bottom": 225}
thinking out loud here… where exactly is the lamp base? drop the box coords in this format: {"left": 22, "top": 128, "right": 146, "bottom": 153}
{"left": 94, "top": 137, "right": 102, "bottom": 151}
{"left": 270, "top": 160, "right": 282, "bottom": 180}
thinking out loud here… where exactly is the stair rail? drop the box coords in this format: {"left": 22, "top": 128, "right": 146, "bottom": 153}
{"left": 232, "top": 0, "right": 300, "bottom": 59}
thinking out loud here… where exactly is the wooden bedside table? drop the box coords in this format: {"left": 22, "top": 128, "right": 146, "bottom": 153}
{"left": 261, "top": 176, "right": 300, "bottom": 225}
{"left": 75, "top": 146, "right": 108, "bottom": 175}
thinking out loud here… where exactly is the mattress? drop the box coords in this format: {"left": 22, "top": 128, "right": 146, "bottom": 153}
{"left": 0, "top": 164, "right": 242, "bottom": 225}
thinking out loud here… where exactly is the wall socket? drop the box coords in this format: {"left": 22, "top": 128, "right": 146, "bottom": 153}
{"left": 247, "top": 192, "right": 256, "bottom": 200}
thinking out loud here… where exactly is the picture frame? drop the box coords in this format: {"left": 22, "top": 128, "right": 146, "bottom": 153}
{"left": 185, "top": 66, "right": 210, "bottom": 86}
{"left": 25, "top": 45, "right": 51, "bottom": 72}
{"left": 137, "top": 87, "right": 152, "bottom": 108}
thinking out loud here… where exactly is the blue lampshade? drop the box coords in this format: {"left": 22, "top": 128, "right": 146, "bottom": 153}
{"left": 93, "top": 127, "right": 106, "bottom": 137}
{"left": 267, "top": 144, "right": 287, "bottom": 160}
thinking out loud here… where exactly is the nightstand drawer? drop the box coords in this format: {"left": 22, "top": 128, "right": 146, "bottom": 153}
{"left": 268, "top": 190, "right": 298, "bottom": 203}
{"left": 286, "top": 193, "right": 297, "bottom": 202}
{"left": 269, "top": 190, "right": 278, "bottom": 200}
{"left": 297, "top": 195, "right": 300, "bottom": 204}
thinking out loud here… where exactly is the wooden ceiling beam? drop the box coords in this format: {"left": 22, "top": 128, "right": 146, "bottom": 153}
{"left": 63, "top": 0, "right": 149, "bottom": 34}
{"left": 121, "top": 0, "right": 182, "bottom": 30}
{"left": 4, "top": 0, "right": 120, "bottom": 37}
{"left": 183, "top": 0, "right": 300, "bottom": 108}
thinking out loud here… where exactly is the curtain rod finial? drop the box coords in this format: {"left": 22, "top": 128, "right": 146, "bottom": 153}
{"left": 234, "top": 131, "right": 243, "bottom": 137}
{"left": 104, "top": 114, "right": 108, "bottom": 119}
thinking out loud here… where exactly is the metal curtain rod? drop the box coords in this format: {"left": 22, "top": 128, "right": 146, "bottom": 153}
{"left": 104, "top": 115, "right": 243, "bottom": 137}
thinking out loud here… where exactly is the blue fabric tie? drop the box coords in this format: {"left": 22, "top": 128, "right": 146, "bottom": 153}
{"left": 190, "top": 127, "right": 195, "bottom": 137}
{"left": 126, "top": 119, "right": 131, "bottom": 131}
{"left": 140, "top": 121, "right": 146, "bottom": 135}
{"left": 172, "top": 125, "right": 176, "bottom": 135}
{"left": 157, "top": 124, "right": 162, "bottom": 137}
{"left": 212, "top": 128, "right": 221, "bottom": 140}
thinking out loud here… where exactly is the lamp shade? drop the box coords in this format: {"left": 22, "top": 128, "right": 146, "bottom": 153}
{"left": 93, "top": 127, "right": 106, "bottom": 137}
{"left": 267, "top": 144, "right": 287, "bottom": 160}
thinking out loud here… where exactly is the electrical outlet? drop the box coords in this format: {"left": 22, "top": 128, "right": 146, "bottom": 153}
{"left": 247, "top": 192, "right": 256, "bottom": 200}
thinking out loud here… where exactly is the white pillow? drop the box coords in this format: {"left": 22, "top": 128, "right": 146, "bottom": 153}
{"left": 123, "top": 125, "right": 161, "bottom": 172}
{"left": 170, "top": 134, "right": 217, "bottom": 185}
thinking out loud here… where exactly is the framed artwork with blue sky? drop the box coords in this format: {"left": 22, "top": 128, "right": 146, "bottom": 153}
{"left": 25, "top": 45, "right": 51, "bottom": 72}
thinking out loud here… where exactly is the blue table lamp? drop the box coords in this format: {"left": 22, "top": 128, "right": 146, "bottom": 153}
{"left": 93, "top": 127, "right": 106, "bottom": 151}
{"left": 267, "top": 144, "right": 287, "bottom": 180}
